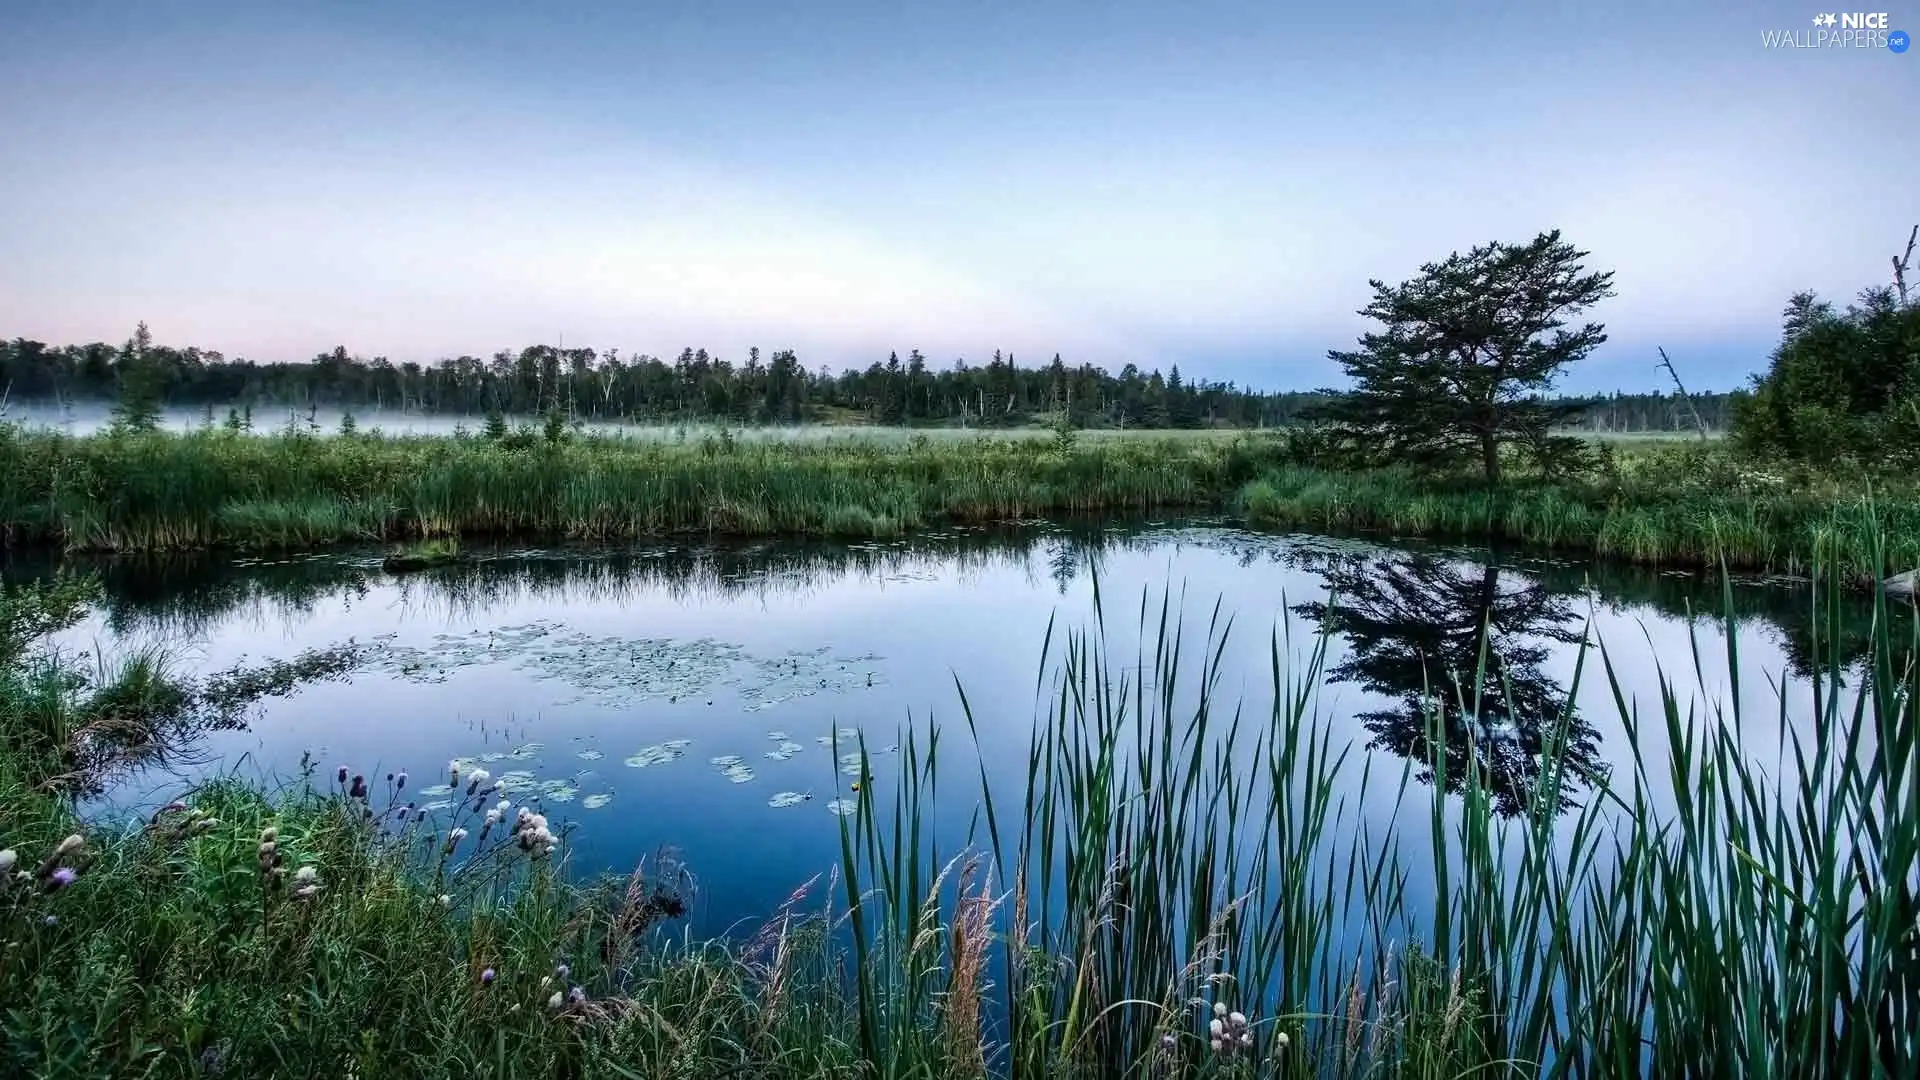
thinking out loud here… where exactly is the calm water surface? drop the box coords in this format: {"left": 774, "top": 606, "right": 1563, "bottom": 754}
{"left": 12, "top": 521, "right": 1884, "bottom": 935}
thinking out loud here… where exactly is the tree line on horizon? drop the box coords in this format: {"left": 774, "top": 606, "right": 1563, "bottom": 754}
{"left": 0, "top": 329, "right": 1741, "bottom": 432}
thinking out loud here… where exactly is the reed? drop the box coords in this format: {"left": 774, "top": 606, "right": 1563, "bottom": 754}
{"left": 0, "top": 427, "right": 1284, "bottom": 553}
{"left": 834, "top": 562, "right": 1918, "bottom": 1077}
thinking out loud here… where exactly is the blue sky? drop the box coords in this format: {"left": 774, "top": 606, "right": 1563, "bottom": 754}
{"left": 0, "top": 0, "right": 1912, "bottom": 391}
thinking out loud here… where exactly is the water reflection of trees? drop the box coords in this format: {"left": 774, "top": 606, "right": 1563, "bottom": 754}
{"left": 0, "top": 523, "right": 1170, "bottom": 636}
{"left": 1288, "top": 552, "right": 1603, "bottom": 817}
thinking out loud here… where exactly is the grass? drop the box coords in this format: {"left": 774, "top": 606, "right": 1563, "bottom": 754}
{"left": 0, "top": 426, "right": 1285, "bottom": 553}
{"left": 383, "top": 537, "right": 467, "bottom": 574}
{"left": 1238, "top": 439, "right": 1920, "bottom": 585}
{"left": 3, "top": 541, "right": 1916, "bottom": 1076}
{"left": 2, "top": 426, "right": 1916, "bottom": 587}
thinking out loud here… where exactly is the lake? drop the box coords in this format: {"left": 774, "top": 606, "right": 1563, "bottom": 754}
{"left": 7, "top": 520, "right": 1880, "bottom": 937}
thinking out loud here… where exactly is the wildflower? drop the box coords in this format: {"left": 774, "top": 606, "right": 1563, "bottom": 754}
{"left": 395, "top": 771, "right": 408, "bottom": 791}
{"left": 44, "top": 914, "right": 57, "bottom": 926}
{"left": 547, "top": 991, "right": 564, "bottom": 1010}
{"left": 349, "top": 775, "right": 368, "bottom": 800}
{"left": 555, "top": 963, "right": 570, "bottom": 980}
{"left": 1208, "top": 1004, "right": 1253, "bottom": 1055}
{"left": 484, "top": 808, "right": 503, "bottom": 827}
{"left": 45, "top": 867, "right": 78, "bottom": 893}
{"left": 567, "top": 986, "right": 586, "bottom": 1006}
{"left": 449, "top": 759, "right": 462, "bottom": 783}
{"left": 465, "top": 768, "right": 491, "bottom": 795}
{"left": 1160, "top": 1032, "right": 1177, "bottom": 1050}
{"left": 438, "top": 894, "right": 452, "bottom": 908}
{"left": 540, "top": 975, "right": 552, "bottom": 989}
{"left": 293, "top": 865, "right": 320, "bottom": 887}
{"left": 337, "top": 765, "right": 349, "bottom": 785}
{"left": 445, "top": 827, "right": 469, "bottom": 852}
{"left": 260, "top": 826, "right": 278, "bottom": 843}
{"left": 480, "top": 968, "right": 496, "bottom": 985}
{"left": 1275, "top": 1031, "right": 1291, "bottom": 1051}
{"left": 0, "top": 850, "right": 15, "bottom": 874}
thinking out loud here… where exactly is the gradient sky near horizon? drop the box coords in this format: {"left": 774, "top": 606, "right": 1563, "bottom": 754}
{"left": 0, "top": 1, "right": 1912, "bottom": 392}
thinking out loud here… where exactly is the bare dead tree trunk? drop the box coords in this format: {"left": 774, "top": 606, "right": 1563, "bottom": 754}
{"left": 1894, "top": 224, "right": 1917, "bottom": 306}
{"left": 1656, "top": 347, "right": 1711, "bottom": 440}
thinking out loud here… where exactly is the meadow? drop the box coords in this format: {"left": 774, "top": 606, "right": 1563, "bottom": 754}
{"left": 2, "top": 558, "right": 1914, "bottom": 1078}
{"left": 0, "top": 425, "right": 1916, "bottom": 586}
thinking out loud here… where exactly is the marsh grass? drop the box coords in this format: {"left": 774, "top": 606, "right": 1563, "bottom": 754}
{"left": 1239, "top": 440, "right": 1920, "bottom": 583}
{"left": 2, "top": 549, "right": 1915, "bottom": 1076}
{"left": 4, "top": 428, "right": 1914, "bottom": 586}
{"left": 833, "top": 560, "right": 1918, "bottom": 1077}
{"left": 0, "top": 427, "right": 1284, "bottom": 553}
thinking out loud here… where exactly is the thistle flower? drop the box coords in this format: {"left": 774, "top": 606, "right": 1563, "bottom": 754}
{"left": 540, "top": 975, "right": 553, "bottom": 989}
{"left": 337, "top": 765, "right": 349, "bottom": 785}
{"left": 480, "top": 967, "right": 496, "bottom": 985}
{"left": 349, "top": 775, "right": 368, "bottom": 800}
{"left": 293, "top": 865, "right": 320, "bottom": 887}
{"left": 447, "top": 827, "right": 469, "bottom": 845}
{"left": 395, "top": 771, "right": 408, "bottom": 791}
{"left": 567, "top": 986, "right": 586, "bottom": 1006}
{"left": 448, "top": 759, "right": 462, "bottom": 783}
{"left": 438, "top": 894, "right": 452, "bottom": 908}
{"left": 465, "top": 768, "right": 491, "bottom": 795}
{"left": 0, "top": 850, "right": 16, "bottom": 874}
{"left": 260, "top": 826, "right": 278, "bottom": 843}
{"left": 1275, "top": 1031, "right": 1291, "bottom": 1051}
{"left": 547, "top": 991, "right": 564, "bottom": 1010}
{"left": 44, "top": 867, "right": 77, "bottom": 893}
{"left": 555, "top": 963, "right": 570, "bottom": 980}
{"left": 484, "top": 808, "right": 503, "bottom": 827}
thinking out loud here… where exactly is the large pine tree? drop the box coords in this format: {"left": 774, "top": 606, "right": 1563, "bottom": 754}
{"left": 1309, "top": 230, "right": 1614, "bottom": 483}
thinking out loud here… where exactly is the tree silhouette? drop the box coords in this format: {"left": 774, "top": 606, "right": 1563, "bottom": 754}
{"left": 1291, "top": 552, "right": 1603, "bottom": 817}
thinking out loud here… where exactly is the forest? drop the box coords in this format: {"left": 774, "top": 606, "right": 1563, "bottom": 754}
{"left": 0, "top": 330, "right": 1742, "bottom": 432}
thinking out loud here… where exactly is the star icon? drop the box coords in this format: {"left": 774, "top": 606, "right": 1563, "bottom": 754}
{"left": 1825, "top": 13, "right": 1839, "bottom": 26}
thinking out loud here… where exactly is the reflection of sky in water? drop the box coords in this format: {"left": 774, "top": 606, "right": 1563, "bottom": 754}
{"left": 28, "top": 524, "right": 1884, "bottom": 938}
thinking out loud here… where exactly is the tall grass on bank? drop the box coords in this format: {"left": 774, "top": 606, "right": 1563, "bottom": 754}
{"left": 0, "top": 427, "right": 1285, "bottom": 552}
{"left": 834, "top": 568, "right": 1918, "bottom": 1077}
{"left": 3, "top": 560, "right": 1916, "bottom": 1075}
{"left": 1238, "top": 442, "right": 1920, "bottom": 584}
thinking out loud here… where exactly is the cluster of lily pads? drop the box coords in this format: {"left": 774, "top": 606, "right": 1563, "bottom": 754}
{"left": 354, "top": 622, "right": 885, "bottom": 712}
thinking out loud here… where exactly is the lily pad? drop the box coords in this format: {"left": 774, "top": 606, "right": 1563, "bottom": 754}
{"left": 582, "top": 793, "right": 614, "bottom": 810}
{"left": 709, "top": 754, "right": 744, "bottom": 767}
{"left": 768, "top": 791, "right": 809, "bottom": 808}
{"left": 577, "top": 749, "right": 604, "bottom": 761}
{"left": 479, "top": 752, "right": 507, "bottom": 762}
{"left": 508, "top": 742, "right": 544, "bottom": 761}
{"left": 423, "top": 800, "right": 453, "bottom": 812}
{"left": 765, "top": 731, "right": 791, "bottom": 741}
{"left": 721, "top": 763, "right": 755, "bottom": 784}
{"left": 826, "top": 799, "right": 859, "bottom": 817}
{"left": 539, "top": 779, "right": 580, "bottom": 802}
{"left": 624, "top": 744, "right": 685, "bottom": 768}
{"left": 418, "top": 784, "right": 455, "bottom": 797}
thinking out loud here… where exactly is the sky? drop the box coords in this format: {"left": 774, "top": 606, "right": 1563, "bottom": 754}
{"left": 0, "top": 0, "right": 1912, "bottom": 392}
